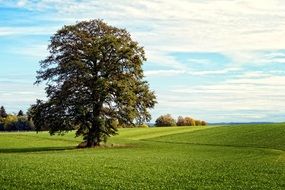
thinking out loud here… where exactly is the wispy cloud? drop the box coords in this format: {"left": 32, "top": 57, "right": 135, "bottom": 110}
{"left": 4, "top": 0, "right": 285, "bottom": 62}
{"left": 145, "top": 70, "right": 186, "bottom": 77}
{"left": 0, "top": 26, "right": 58, "bottom": 36}
{"left": 2, "top": 0, "right": 285, "bottom": 122}
{"left": 157, "top": 72, "right": 285, "bottom": 122}
{"left": 145, "top": 67, "right": 242, "bottom": 77}
{"left": 9, "top": 44, "right": 48, "bottom": 58}
{"left": 0, "top": 80, "right": 45, "bottom": 113}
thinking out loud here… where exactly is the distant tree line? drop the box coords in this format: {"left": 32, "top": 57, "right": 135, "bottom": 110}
{"left": 155, "top": 114, "right": 207, "bottom": 127}
{"left": 0, "top": 106, "right": 34, "bottom": 131}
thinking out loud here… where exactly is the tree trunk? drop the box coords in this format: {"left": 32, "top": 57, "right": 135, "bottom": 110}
{"left": 85, "top": 117, "right": 101, "bottom": 147}
{"left": 86, "top": 131, "right": 99, "bottom": 147}
{"left": 86, "top": 139, "right": 95, "bottom": 147}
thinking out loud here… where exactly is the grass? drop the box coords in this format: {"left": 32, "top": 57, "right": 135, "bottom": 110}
{"left": 0, "top": 124, "right": 284, "bottom": 189}
{"left": 150, "top": 123, "right": 285, "bottom": 150}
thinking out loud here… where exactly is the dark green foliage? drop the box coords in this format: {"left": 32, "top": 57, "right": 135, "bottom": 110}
{"left": 155, "top": 114, "right": 176, "bottom": 127}
{"left": 4, "top": 115, "right": 18, "bottom": 131}
{"left": 31, "top": 19, "right": 156, "bottom": 147}
{"left": 17, "top": 110, "right": 24, "bottom": 117}
{"left": 4, "top": 123, "right": 18, "bottom": 131}
{"left": 0, "top": 106, "right": 7, "bottom": 130}
{"left": 16, "top": 116, "right": 34, "bottom": 131}
{"left": 0, "top": 106, "right": 7, "bottom": 118}
{"left": 3, "top": 115, "right": 34, "bottom": 131}
{"left": 0, "top": 107, "right": 33, "bottom": 132}
{"left": 0, "top": 123, "right": 4, "bottom": 131}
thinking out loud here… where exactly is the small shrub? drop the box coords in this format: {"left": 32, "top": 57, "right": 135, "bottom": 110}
{"left": 155, "top": 114, "right": 176, "bottom": 127}
{"left": 184, "top": 117, "right": 196, "bottom": 126}
{"left": 177, "top": 116, "right": 185, "bottom": 126}
{"left": 195, "top": 120, "right": 202, "bottom": 126}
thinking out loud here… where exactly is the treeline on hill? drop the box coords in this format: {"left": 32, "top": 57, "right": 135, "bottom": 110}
{"left": 0, "top": 106, "right": 206, "bottom": 131}
{"left": 155, "top": 114, "right": 207, "bottom": 127}
{"left": 0, "top": 106, "right": 34, "bottom": 131}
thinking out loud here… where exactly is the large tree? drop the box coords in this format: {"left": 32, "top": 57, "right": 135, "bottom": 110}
{"left": 30, "top": 19, "right": 156, "bottom": 147}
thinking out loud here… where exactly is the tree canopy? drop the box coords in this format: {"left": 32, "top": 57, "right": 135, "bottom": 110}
{"left": 29, "top": 19, "right": 156, "bottom": 147}
{"left": 155, "top": 114, "right": 176, "bottom": 127}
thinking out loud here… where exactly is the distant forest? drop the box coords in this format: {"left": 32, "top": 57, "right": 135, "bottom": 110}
{"left": 0, "top": 106, "right": 34, "bottom": 131}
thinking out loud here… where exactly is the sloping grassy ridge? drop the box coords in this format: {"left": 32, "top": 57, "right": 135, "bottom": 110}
{"left": 147, "top": 123, "right": 285, "bottom": 151}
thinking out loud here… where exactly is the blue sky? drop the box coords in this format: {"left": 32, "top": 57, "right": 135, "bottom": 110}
{"left": 1, "top": 0, "right": 285, "bottom": 123}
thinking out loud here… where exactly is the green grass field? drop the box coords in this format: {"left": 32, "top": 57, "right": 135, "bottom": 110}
{"left": 0, "top": 124, "right": 284, "bottom": 189}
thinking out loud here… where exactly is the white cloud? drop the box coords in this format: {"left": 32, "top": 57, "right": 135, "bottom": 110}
{"left": 145, "top": 67, "right": 241, "bottom": 77}
{"left": 0, "top": 80, "right": 46, "bottom": 112}
{"left": 3, "top": 0, "right": 285, "bottom": 121}
{"left": 187, "top": 59, "right": 213, "bottom": 65}
{"left": 146, "top": 51, "right": 188, "bottom": 70}
{"left": 265, "top": 52, "right": 285, "bottom": 58}
{"left": 191, "top": 68, "right": 242, "bottom": 76}
{"left": 227, "top": 51, "right": 285, "bottom": 65}
{"left": 0, "top": 26, "right": 58, "bottom": 36}
{"left": 4, "top": 0, "right": 285, "bottom": 64}
{"left": 145, "top": 70, "right": 186, "bottom": 77}
{"left": 10, "top": 44, "right": 48, "bottom": 58}
{"left": 153, "top": 72, "right": 285, "bottom": 122}
{"left": 17, "top": 0, "right": 27, "bottom": 7}
{"left": 237, "top": 71, "right": 271, "bottom": 79}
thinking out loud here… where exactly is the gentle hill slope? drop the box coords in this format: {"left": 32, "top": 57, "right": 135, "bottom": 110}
{"left": 0, "top": 131, "right": 85, "bottom": 153}
{"left": 0, "top": 127, "right": 207, "bottom": 151}
{"left": 111, "top": 126, "right": 207, "bottom": 140}
{"left": 148, "top": 123, "right": 285, "bottom": 151}
{"left": 1, "top": 123, "right": 284, "bottom": 151}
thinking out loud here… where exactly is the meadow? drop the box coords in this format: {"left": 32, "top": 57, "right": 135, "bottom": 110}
{"left": 0, "top": 124, "right": 284, "bottom": 189}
